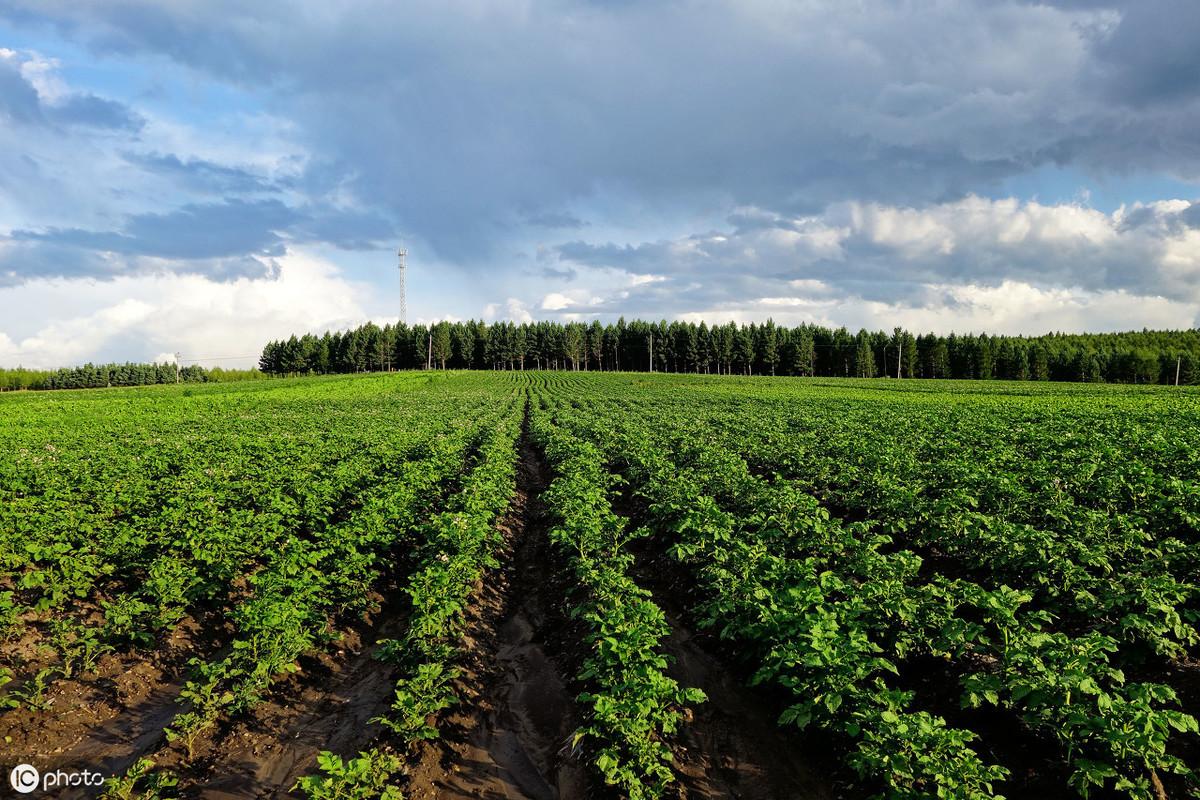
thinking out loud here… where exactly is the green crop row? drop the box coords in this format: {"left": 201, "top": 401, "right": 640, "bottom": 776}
{"left": 530, "top": 395, "right": 705, "bottom": 799}
{"left": 0, "top": 375, "right": 478, "bottom": 705}
{"left": 296, "top": 394, "right": 522, "bottom": 799}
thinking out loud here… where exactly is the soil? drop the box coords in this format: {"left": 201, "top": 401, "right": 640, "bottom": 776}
{"left": 0, "top": 612, "right": 225, "bottom": 776}
{"left": 610, "top": 485, "right": 860, "bottom": 800}
{"left": 411, "top": 593, "right": 846, "bottom": 800}
{"left": 621, "top": 531, "right": 853, "bottom": 800}
{"left": 656, "top": 611, "right": 842, "bottom": 800}
{"left": 402, "top": 421, "right": 590, "bottom": 799}
{"left": 406, "top": 422, "right": 842, "bottom": 799}
{"left": 162, "top": 599, "right": 410, "bottom": 799}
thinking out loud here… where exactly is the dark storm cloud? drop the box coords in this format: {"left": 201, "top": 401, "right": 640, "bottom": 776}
{"left": 292, "top": 206, "right": 397, "bottom": 250}
{"left": 124, "top": 152, "right": 278, "bottom": 194}
{"left": 0, "top": 57, "right": 42, "bottom": 122}
{"left": 2, "top": 0, "right": 1200, "bottom": 313}
{"left": 47, "top": 93, "right": 142, "bottom": 130}
{"left": 12, "top": 199, "right": 298, "bottom": 260}
{"left": 540, "top": 265, "right": 578, "bottom": 281}
{"left": 555, "top": 241, "right": 654, "bottom": 272}
{"left": 0, "top": 242, "right": 116, "bottom": 286}
{"left": 0, "top": 238, "right": 275, "bottom": 286}
{"left": 6, "top": 0, "right": 1170, "bottom": 264}
{"left": 3, "top": 197, "right": 398, "bottom": 284}
{"left": 1092, "top": 0, "right": 1200, "bottom": 106}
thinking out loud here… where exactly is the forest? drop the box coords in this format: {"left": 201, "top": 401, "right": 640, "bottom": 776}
{"left": 0, "top": 363, "right": 262, "bottom": 391}
{"left": 4, "top": 319, "right": 1197, "bottom": 392}
{"left": 258, "top": 319, "right": 1200, "bottom": 384}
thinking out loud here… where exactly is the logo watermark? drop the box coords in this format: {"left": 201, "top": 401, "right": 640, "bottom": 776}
{"left": 9, "top": 763, "right": 106, "bottom": 794}
{"left": 9, "top": 765, "right": 39, "bottom": 794}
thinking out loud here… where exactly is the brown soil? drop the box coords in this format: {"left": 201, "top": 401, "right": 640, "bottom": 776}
{"left": 0, "top": 613, "right": 223, "bottom": 776}
{"left": 405, "top": 424, "right": 840, "bottom": 799}
{"left": 625, "top": 554, "right": 848, "bottom": 800}
{"left": 163, "top": 599, "right": 410, "bottom": 799}
{"left": 403, "top": 426, "right": 590, "bottom": 799}
{"left": 658, "top": 613, "right": 838, "bottom": 800}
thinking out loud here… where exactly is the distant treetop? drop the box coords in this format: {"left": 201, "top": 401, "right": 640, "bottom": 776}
{"left": 258, "top": 319, "right": 1200, "bottom": 385}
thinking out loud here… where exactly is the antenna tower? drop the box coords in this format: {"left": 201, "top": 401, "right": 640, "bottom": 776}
{"left": 397, "top": 247, "right": 408, "bottom": 325}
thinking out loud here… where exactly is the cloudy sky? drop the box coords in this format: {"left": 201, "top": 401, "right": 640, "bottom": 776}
{"left": 1, "top": 1, "right": 1199, "bottom": 368}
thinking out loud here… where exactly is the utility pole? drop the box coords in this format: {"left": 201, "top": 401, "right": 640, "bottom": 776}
{"left": 427, "top": 330, "right": 432, "bottom": 370}
{"left": 897, "top": 339, "right": 903, "bottom": 379}
{"left": 1176, "top": 356, "right": 1182, "bottom": 386}
{"left": 397, "top": 248, "right": 407, "bottom": 326}
{"left": 174, "top": 352, "right": 181, "bottom": 384}
{"left": 649, "top": 331, "right": 654, "bottom": 372}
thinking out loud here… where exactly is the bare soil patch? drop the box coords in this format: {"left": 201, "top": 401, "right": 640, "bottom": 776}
{"left": 0, "top": 612, "right": 224, "bottom": 778}
{"left": 164, "top": 599, "right": 410, "bottom": 799}
{"left": 403, "top": 427, "right": 590, "bottom": 799}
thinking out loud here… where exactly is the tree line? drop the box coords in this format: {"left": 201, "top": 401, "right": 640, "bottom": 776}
{"left": 258, "top": 319, "right": 1200, "bottom": 384}
{"left": 0, "top": 363, "right": 262, "bottom": 391}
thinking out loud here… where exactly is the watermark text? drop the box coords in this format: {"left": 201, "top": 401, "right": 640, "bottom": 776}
{"left": 9, "top": 764, "right": 106, "bottom": 794}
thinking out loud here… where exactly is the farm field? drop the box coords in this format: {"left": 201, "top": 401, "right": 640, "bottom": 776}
{"left": 1, "top": 372, "right": 1197, "bottom": 800}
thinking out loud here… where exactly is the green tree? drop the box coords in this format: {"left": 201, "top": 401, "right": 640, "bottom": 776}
{"left": 431, "top": 322, "right": 452, "bottom": 369}
{"left": 761, "top": 320, "right": 780, "bottom": 376}
{"left": 854, "top": 330, "right": 876, "bottom": 378}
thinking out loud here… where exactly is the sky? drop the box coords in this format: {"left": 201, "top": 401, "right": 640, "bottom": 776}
{"left": 1, "top": 0, "right": 1199, "bottom": 369}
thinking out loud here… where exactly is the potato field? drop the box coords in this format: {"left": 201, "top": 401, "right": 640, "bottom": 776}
{"left": 1, "top": 372, "right": 1197, "bottom": 800}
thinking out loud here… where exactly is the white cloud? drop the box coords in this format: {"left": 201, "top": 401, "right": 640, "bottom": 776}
{"left": 0, "top": 249, "right": 370, "bottom": 369}
{"left": 480, "top": 297, "right": 532, "bottom": 321}
{"left": 872, "top": 281, "right": 1197, "bottom": 334}
{"left": 540, "top": 292, "right": 573, "bottom": 311}
{"left": 560, "top": 195, "right": 1200, "bottom": 308}
{"left": 537, "top": 194, "right": 1200, "bottom": 333}
{"left": 628, "top": 273, "right": 666, "bottom": 287}
{"left": 683, "top": 280, "right": 1198, "bottom": 336}
{"left": 842, "top": 196, "right": 1121, "bottom": 255}
{"left": 504, "top": 298, "right": 534, "bottom": 323}
{"left": 1, "top": 47, "right": 65, "bottom": 100}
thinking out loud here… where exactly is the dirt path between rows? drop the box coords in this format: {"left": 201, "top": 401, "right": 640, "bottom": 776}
{"left": 409, "top": 416, "right": 840, "bottom": 799}
{"left": 657, "top": 611, "right": 840, "bottom": 800}
{"left": 403, "top": 421, "right": 590, "bottom": 799}
{"left": 174, "top": 599, "right": 411, "bottom": 799}
{"left": 18, "top": 591, "right": 410, "bottom": 800}
{"left": 0, "top": 613, "right": 223, "bottom": 781}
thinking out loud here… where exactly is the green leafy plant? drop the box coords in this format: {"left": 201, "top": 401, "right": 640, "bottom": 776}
{"left": 103, "top": 758, "right": 179, "bottom": 800}
{"left": 293, "top": 751, "right": 403, "bottom": 800}
{"left": 7, "top": 666, "right": 60, "bottom": 711}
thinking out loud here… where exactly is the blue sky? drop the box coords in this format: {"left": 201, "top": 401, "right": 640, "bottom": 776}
{"left": 1, "top": 0, "right": 1199, "bottom": 368}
